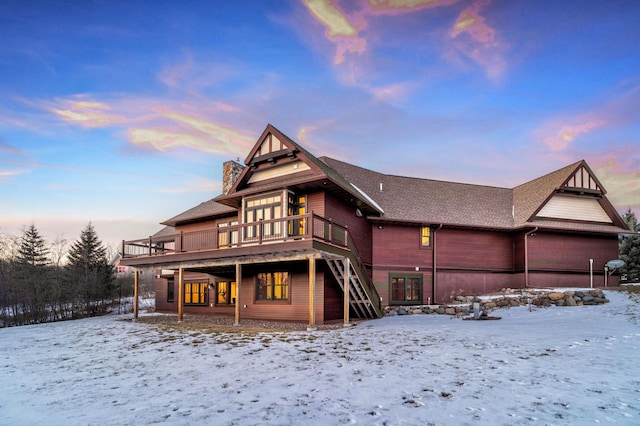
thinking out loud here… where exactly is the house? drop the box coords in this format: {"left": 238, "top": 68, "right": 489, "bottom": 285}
{"left": 120, "top": 124, "right": 629, "bottom": 327}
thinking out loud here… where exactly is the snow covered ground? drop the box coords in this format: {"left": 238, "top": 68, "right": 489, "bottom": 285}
{"left": 1, "top": 290, "right": 639, "bottom": 426}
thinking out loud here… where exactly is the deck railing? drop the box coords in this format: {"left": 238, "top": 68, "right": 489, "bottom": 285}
{"left": 121, "top": 213, "right": 349, "bottom": 258}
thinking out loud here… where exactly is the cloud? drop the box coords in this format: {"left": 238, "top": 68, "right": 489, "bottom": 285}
{"left": 44, "top": 95, "right": 255, "bottom": 158}
{"left": 543, "top": 120, "right": 607, "bottom": 151}
{"left": 301, "top": 0, "right": 506, "bottom": 85}
{"left": 592, "top": 154, "right": 640, "bottom": 213}
{"left": 304, "top": 0, "right": 359, "bottom": 37}
{"left": 447, "top": 0, "right": 506, "bottom": 80}
{"left": 0, "top": 169, "right": 29, "bottom": 182}
{"left": 538, "top": 81, "right": 640, "bottom": 152}
{"left": 50, "top": 99, "right": 130, "bottom": 128}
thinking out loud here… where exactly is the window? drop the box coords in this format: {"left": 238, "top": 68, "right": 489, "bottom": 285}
{"left": 287, "top": 193, "right": 306, "bottom": 236}
{"left": 421, "top": 226, "right": 431, "bottom": 247}
{"left": 184, "top": 281, "right": 208, "bottom": 305}
{"left": 244, "top": 193, "right": 283, "bottom": 240}
{"left": 256, "top": 272, "right": 289, "bottom": 301}
{"left": 216, "top": 281, "right": 236, "bottom": 305}
{"left": 167, "top": 278, "right": 175, "bottom": 303}
{"left": 218, "top": 220, "right": 239, "bottom": 247}
{"left": 390, "top": 274, "right": 422, "bottom": 304}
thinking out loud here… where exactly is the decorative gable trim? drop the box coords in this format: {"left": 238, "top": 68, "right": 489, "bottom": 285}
{"left": 559, "top": 162, "right": 606, "bottom": 195}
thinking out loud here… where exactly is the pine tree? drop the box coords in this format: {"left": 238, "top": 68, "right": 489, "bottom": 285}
{"left": 619, "top": 209, "right": 640, "bottom": 283}
{"left": 15, "top": 224, "right": 51, "bottom": 324}
{"left": 66, "top": 222, "right": 115, "bottom": 316}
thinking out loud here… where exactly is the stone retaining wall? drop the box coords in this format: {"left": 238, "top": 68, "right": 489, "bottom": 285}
{"left": 384, "top": 288, "right": 609, "bottom": 317}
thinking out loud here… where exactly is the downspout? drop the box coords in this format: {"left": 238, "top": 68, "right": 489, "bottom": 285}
{"left": 432, "top": 224, "right": 443, "bottom": 304}
{"left": 524, "top": 227, "right": 538, "bottom": 288}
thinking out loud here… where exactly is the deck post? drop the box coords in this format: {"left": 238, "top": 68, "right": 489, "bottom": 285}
{"left": 308, "top": 256, "right": 316, "bottom": 331}
{"left": 133, "top": 270, "right": 139, "bottom": 320}
{"left": 234, "top": 262, "right": 242, "bottom": 326}
{"left": 177, "top": 267, "right": 184, "bottom": 322}
{"left": 343, "top": 258, "right": 350, "bottom": 327}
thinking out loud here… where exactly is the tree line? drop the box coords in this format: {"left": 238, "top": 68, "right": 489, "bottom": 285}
{"left": 0, "top": 223, "right": 134, "bottom": 327}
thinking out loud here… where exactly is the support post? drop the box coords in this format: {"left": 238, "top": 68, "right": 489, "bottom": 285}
{"left": 133, "top": 270, "right": 139, "bottom": 320}
{"left": 177, "top": 267, "right": 184, "bottom": 322}
{"left": 343, "top": 258, "right": 350, "bottom": 327}
{"left": 590, "top": 258, "right": 594, "bottom": 289}
{"left": 235, "top": 262, "right": 242, "bottom": 326}
{"left": 308, "top": 256, "right": 316, "bottom": 331}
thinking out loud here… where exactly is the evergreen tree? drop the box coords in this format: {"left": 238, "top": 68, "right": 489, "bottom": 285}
{"left": 66, "top": 222, "right": 115, "bottom": 316}
{"left": 619, "top": 209, "right": 640, "bottom": 283}
{"left": 15, "top": 224, "right": 51, "bottom": 324}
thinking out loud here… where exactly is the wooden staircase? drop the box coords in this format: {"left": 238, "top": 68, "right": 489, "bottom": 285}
{"left": 325, "top": 254, "right": 382, "bottom": 319}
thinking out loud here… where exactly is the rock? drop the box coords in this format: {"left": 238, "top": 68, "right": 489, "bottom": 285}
{"left": 582, "top": 295, "right": 594, "bottom": 303}
{"left": 445, "top": 307, "right": 456, "bottom": 315}
{"left": 548, "top": 292, "right": 565, "bottom": 301}
{"left": 565, "top": 296, "right": 577, "bottom": 306}
{"left": 412, "top": 308, "right": 423, "bottom": 315}
{"left": 388, "top": 310, "right": 398, "bottom": 316}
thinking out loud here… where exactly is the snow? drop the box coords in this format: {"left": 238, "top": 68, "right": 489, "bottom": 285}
{"left": 1, "top": 291, "right": 640, "bottom": 425}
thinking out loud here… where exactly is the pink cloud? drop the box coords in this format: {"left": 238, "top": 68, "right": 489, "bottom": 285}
{"left": 591, "top": 153, "right": 640, "bottom": 213}
{"left": 43, "top": 95, "right": 254, "bottom": 158}
{"left": 50, "top": 99, "right": 130, "bottom": 128}
{"left": 543, "top": 120, "right": 607, "bottom": 151}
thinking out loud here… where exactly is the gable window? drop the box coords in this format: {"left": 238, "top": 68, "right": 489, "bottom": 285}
{"left": 420, "top": 226, "right": 431, "bottom": 247}
{"left": 216, "top": 281, "right": 236, "bottom": 305}
{"left": 184, "top": 281, "right": 208, "bottom": 305}
{"left": 256, "top": 272, "right": 289, "bottom": 301}
{"left": 390, "top": 274, "right": 422, "bottom": 304}
{"left": 244, "top": 193, "right": 283, "bottom": 240}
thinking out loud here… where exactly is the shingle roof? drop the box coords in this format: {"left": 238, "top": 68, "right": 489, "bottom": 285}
{"left": 161, "top": 199, "right": 236, "bottom": 226}
{"left": 321, "top": 157, "right": 514, "bottom": 228}
{"left": 512, "top": 161, "right": 582, "bottom": 225}
{"left": 158, "top": 125, "right": 627, "bottom": 234}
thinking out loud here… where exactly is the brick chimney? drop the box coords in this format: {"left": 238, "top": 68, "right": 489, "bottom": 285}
{"left": 222, "top": 160, "right": 243, "bottom": 195}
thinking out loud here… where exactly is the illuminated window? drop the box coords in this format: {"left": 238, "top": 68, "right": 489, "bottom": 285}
{"left": 287, "top": 193, "right": 306, "bottom": 236}
{"left": 421, "top": 226, "right": 431, "bottom": 247}
{"left": 216, "top": 281, "right": 237, "bottom": 305}
{"left": 390, "top": 275, "right": 422, "bottom": 304}
{"left": 256, "top": 272, "right": 289, "bottom": 301}
{"left": 184, "top": 281, "right": 207, "bottom": 305}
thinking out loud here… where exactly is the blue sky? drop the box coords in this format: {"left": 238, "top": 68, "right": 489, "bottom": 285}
{"left": 1, "top": 0, "right": 639, "bottom": 250}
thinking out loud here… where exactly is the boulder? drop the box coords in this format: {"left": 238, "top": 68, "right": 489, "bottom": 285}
{"left": 548, "top": 292, "right": 565, "bottom": 301}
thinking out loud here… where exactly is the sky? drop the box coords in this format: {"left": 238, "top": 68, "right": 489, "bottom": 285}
{"left": 1, "top": 0, "right": 639, "bottom": 251}
{"left": 1, "top": 289, "right": 640, "bottom": 424}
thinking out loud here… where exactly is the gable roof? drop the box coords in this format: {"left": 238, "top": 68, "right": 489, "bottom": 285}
{"left": 512, "top": 161, "right": 582, "bottom": 225}
{"left": 159, "top": 124, "right": 627, "bottom": 234}
{"left": 215, "top": 124, "right": 384, "bottom": 215}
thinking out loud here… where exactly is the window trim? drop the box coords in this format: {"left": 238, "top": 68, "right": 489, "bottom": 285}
{"left": 215, "top": 281, "right": 236, "bottom": 306}
{"left": 184, "top": 281, "right": 208, "bottom": 306}
{"left": 389, "top": 273, "right": 423, "bottom": 305}
{"left": 420, "top": 226, "right": 431, "bottom": 248}
{"left": 255, "top": 271, "right": 290, "bottom": 303}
